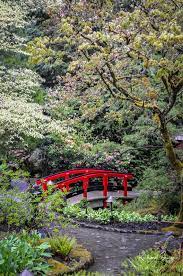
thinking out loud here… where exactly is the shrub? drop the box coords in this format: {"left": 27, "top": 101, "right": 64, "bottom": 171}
{"left": 0, "top": 161, "right": 29, "bottom": 190}
{"left": 123, "top": 191, "right": 180, "bottom": 216}
{"left": 122, "top": 249, "right": 183, "bottom": 274}
{"left": 0, "top": 231, "right": 52, "bottom": 275}
{"left": 47, "top": 235, "right": 76, "bottom": 258}
{"left": 0, "top": 189, "right": 35, "bottom": 228}
{"left": 33, "top": 189, "right": 69, "bottom": 231}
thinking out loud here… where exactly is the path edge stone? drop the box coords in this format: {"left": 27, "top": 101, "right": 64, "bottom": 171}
{"left": 74, "top": 220, "right": 164, "bottom": 235}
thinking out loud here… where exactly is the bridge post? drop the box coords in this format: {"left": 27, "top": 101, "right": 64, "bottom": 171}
{"left": 42, "top": 180, "right": 48, "bottom": 191}
{"left": 103, "top": 174, "right": 108, "bottom": 208}
{"left": 123, "top": 175, "right": 128, "bottom": 205}
{"left": 66, "top": 184, "right": 70, "bottom": 192}
{"left": 65, "top": 172, "right": 69, "bottom": 180}
{"left": 65, "top": 173, "right": 70, "bottom": 191}
{"left": 82, "top": 177, "right": 88, "bottom": 199}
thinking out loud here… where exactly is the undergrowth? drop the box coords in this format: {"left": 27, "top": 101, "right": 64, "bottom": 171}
{"left": 63, "top": 204, "right": 176, "bottom": 224}
{"left": 122, "top": 249, "right": 183, "bottom": 275}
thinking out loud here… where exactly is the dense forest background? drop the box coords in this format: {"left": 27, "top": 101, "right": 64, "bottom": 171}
{"left": 0, "top": 0, "right": 182, "bottom": 217}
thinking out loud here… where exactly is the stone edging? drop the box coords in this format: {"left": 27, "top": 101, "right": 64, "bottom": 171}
{"left": 74, "top": 220, "right": 165, "bottom": 235}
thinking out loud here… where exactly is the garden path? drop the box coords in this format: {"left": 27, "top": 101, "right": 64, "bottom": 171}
{"left": 60, "top": 225, "right": 161, "bottom": 275}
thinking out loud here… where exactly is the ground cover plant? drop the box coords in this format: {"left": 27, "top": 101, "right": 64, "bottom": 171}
{"left": 0, "top": 231, "right": 52, "bottom": 275}
{"left": 122, "top": 248, "right": 183, "bottom": 275}
{"left": 63, "top": 204, "right": 176, "bottom": 225}
{"left": 122, "top": 231, "right": 183, "bottom": 274}
{"left": 0, "top": 230, "right": 92, "bottom": 275}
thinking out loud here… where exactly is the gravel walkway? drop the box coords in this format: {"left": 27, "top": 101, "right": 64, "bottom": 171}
{"left": 60, "top": 225, "right": 162, "bottom": 275}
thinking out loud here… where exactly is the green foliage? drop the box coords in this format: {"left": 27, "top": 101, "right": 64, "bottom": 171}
{"left": 0, "top": 189, "right": 34, "bottom": 228}
{"left": 29, "top": 0, "right": 182, "bottom": 181}
{"left": 0, "top": 163, "right": 34, "bottom": 228}
{"left": 140, "top": 168, "right": 173, "bottom": 191}
{"left": 0, "top": 231, "right": 52, "bottom": 275}
{"left": 122, "top": 249, "right": 183, "bottom": 275}
{"left": 120, "top": 192, "right": 153, "bottom": 213}
{"left": 0, "top": 161, "right": 29, "bottom": 189}
{"left": 0, "top": 0, "right": 77, "bottom": 159}
{"left": 47, "top": 235, "right": 76, "bottom": 258}
{"left": 124, "top": 191, "right": 180, "bottom": 216}
{"left": 0, "top": 0, "right": 26, "bottom": 54}
{"left": 0, "top": 67, "right": 44, "bottom": 100}
{"left": 0, "top": 0, "right": 182, "bottom": 223}
{"left": 33, "top": 189, "right": 69, "bottom": 230}
{"left": 78, "top": 199, "right": 90, "bottom": 209}
{"left": 63, "top": 204, "right": 176, "bottom": 224}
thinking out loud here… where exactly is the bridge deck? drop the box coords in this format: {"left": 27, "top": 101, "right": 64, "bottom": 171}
{"left": 67, "top": 190, "right": 139, "bottom": 205}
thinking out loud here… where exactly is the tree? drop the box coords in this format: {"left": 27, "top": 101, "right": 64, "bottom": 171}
{"left": 28, "top": 0, "right": 183, "bottom": 218}
{"left": 0, "top": 0, "right": 76, "bottom": 160}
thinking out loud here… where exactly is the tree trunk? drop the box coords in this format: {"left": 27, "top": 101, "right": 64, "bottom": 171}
{"left": 159, "top": 114, "right": 183, "bottom": 221}
{"left": 179, "top": 190, "right": 183, "bottom": 222}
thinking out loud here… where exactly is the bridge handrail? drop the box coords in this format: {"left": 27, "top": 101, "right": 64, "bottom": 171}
{"left": 36, "top": 168, "right": 132, "bottom": 185}
{"left": 55, "top": 172, "right": 133, "bottom": 190}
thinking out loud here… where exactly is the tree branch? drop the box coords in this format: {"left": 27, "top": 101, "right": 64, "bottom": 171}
{"left": 163, "top": 78, "right": 183, "bottom": 115}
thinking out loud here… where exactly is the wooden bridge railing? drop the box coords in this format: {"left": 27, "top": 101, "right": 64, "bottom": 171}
{"left": 36, "top": 169, "right": 134, "bottom": 208}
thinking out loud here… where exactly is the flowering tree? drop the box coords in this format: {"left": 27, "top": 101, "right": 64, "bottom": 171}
{"left": 0, "top": 0, "right": 76, "bottom": 158}
{"left": 0, "top": 0, "right": 27, "bottom": 54}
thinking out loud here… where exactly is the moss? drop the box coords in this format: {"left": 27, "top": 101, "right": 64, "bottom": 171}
{"left": 138, "top": 206, "right": 164, "bottom": 216}
{"left": 46, "top": 243, "right": 93, "bottom": 275}
{"left": 162, "top": 225, "right": 183, "bottom": 236}
{"left": 170, "top": 259, "right": 183, "bottom": 273}
{"left": 70, "top": 245, "right": 92, "bottom": 261}
{"left": 47, "top": 259, "right": 70, "bottom": 275}
{"left": 168, "top": 250, "right": 183, "bottom": 273}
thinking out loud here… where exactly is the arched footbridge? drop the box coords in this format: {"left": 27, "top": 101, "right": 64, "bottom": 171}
{"left": 36, "top": 169, "right": 139, "bottom": 208}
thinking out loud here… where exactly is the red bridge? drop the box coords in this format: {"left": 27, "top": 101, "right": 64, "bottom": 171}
{"left": 36, "top": 168, "right": 134, "bottom": 208}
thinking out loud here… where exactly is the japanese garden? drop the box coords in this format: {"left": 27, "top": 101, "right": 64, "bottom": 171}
{"left": 0, "top": 0, "right": 183, "bottom": 275}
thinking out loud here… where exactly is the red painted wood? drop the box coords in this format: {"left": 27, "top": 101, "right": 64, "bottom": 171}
{"left": 42, "top": 181, "right": 48, "bottom": 191}
{"left": 82, "top": 177, "right": 89, "bottom": 199}
{"left": 65, "top": 172, "right": 69, "bottom": 180}
{"left": 123, "top": 176, "right": 128, "bottom": 197}
{"left": 36, "top": 169, "right": 134, "bottom": 205}
{"left": 123, "top": 176, "right": 128, "bottom": 205}
{"left": 36, "top": 169, "right": 131, "bottom": 185}
{"left": 103, "top": 174, "right": 108, "bottom": 208}
{"left": 55, "top": 173, "right": 133, "bottom": 189}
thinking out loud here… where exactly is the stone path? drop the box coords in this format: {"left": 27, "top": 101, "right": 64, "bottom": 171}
{"left": 60, "top": 225, "right": 161, "bottom": 275}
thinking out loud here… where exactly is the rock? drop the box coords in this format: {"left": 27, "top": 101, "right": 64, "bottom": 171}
{"left": 28, "top": 148, "right": 46, "bottom": 174}
{"left": 10, "top": 179, "right": 29, "bottom": 192}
